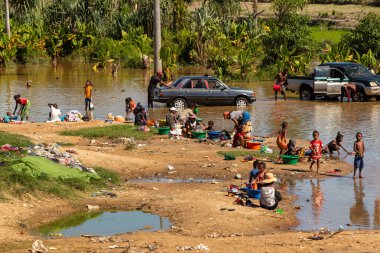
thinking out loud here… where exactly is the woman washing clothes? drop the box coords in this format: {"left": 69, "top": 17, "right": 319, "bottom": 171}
{"left": 223, "top": 110, "right": 253, "bottom": 140}
{"left": 258, "top": 173, "right": 282, "bottom": 210}
{"left": 13, "top": 95, "right": 31, "bottom": 121}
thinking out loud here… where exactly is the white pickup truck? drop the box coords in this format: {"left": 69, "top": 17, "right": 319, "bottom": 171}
{"left": 286, "top": 62, "right": 380, "bottom": 101}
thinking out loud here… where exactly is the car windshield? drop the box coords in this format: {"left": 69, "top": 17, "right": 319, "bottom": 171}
{"left": 345, "top": 65, "right": 372, "bottom": 77}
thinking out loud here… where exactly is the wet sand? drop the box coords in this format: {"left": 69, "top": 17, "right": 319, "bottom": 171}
{"left": 2, "top": 122, "right": 379, "bottom": 253}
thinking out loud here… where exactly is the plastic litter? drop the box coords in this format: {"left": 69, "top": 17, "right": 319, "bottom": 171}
{"left": 176, "top": 244, "right": 209, "bottom": 251}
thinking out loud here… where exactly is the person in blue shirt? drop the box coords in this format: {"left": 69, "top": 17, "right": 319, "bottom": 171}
{"left": 249, "top": 160, "right": 260, "bottom": 183}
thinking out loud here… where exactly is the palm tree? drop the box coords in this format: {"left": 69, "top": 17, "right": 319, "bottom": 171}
{"left": 4, "top": 0, "right": 11, "bottom": 37}
{"left": 153, "top": 0, "right": 162, "bottom": 73}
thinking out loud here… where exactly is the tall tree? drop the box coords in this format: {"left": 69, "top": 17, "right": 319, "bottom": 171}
{"left": 4, "top": 0, "right": 11, "bottom": 37}
{"left": 154, "top": 0, "right": 162, "bottom": 73}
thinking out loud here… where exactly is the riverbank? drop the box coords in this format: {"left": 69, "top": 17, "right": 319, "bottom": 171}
{"left": 2, "top": 121, "right": 378, "bottom": 252}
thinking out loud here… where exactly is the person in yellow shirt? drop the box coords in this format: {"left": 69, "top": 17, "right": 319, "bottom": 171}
{"left": 84, "top": 80, "right": 93, "bottom": 111}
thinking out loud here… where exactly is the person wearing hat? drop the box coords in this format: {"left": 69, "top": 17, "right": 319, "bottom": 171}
{"left": 223, "top": 110, "right": 252, "bottom": 139}
{"left": 182, "top": 115, "right": 200, "bottom": 138}
{"left": 147, "top": 72, "right": 167, "bottom": 109}
{"left": 258, "top": 173, "right": 282, "bottom": 210}
{"left": 166, "top": 107, "right": 179, "bottom": 129}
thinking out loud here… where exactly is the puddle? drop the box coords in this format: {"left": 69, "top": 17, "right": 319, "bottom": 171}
{"left": 34, "top": 211, "right": 171, "bottom": 238}
{"left": 128, "top": 177, "right": 222, "bottom": 183}
{"left": 292, "top": 178, "right": 380, "bottom": 231}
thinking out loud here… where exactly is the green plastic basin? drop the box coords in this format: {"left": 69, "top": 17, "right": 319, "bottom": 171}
{"left": 192, "top": 131, "right": 207, "bottom": 139}
{"left": 282, "top": 155, "right": 299, "bottom": 165}
{"left": 158, "top": 127, "right": 170, "bottom": 135}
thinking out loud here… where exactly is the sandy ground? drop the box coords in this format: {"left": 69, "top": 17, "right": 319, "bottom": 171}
{"left": 0, "top": 121, "right": 379, "bottom": 253}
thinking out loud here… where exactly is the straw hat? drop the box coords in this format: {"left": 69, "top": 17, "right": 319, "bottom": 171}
{"left": 261, "top": 173, "right": 277, "bottom": 184}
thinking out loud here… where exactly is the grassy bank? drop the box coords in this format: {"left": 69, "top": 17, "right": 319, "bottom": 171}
{"left": 61, "top": 125, "right": 154, "bottom": 140}
{"left": 217, "top": 150, "right": 278, "bottom": 161}
{"left": 0, "top": 132, "right": 120, "bottom": 200}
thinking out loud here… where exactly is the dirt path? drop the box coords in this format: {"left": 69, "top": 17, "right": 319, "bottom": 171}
{"left": 1, "top": 122, "right": 376, "bottom": 253}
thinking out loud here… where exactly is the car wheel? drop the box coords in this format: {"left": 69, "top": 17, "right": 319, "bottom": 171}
{"left": 300, "top": 87, "right": 314, "bottom": 101}
{"left": 235, "top": 97, "right": 248, "bottom": 107}
{"left": 352, "top": 89, "right": 367, "bottom": 102}
{"left": 173, "top": 98, "right": 186, "bottom": 109}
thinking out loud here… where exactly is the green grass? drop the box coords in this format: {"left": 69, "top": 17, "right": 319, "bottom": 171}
{"left": 60, "top": 125, "right": 154, "bottom": 140}
{"left": 311, "top": 26, "right": 348, "bottom": 44}
{"left": 94, "top": 167, "right": 121, "bottom": 185}
{"left": 56, "top": 142, "right": 75, "bottom": 147}
{"left": 217, "top": 150, "right": 279, "bottom": 161}
{"left": 0, "top": 131, "right": 33, "bottom": 147}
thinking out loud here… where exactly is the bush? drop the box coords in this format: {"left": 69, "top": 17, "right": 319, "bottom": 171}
{"left": 341, "top": 13, "right": 380, "bottom": 59}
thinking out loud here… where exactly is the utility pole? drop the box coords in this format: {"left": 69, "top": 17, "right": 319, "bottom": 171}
{"left": 4, "top": 0, "right": 11, "bottom": 37}
{"left": 153, "top": 0, "right": 162, "bottom": 73}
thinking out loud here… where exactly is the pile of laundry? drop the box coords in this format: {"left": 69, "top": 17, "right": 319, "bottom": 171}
{"left": 28, "top": 144, "right": 96, "bottom": 174}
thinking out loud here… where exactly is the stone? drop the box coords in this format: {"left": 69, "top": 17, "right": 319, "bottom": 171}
{"left": 167, "top": 165, "right": 174, "bottom": 171}
{"left": 31, "top": 240, "right": 49, "bottom": 253}
{"left": 234, "top": 174, "right": 242, "bottom": 179}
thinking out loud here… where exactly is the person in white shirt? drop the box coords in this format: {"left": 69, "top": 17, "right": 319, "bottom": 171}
{"left": 258, "top": 173, "right": 282, "bottom": 210}
{"left": 47, "top": 103, "right": 61, "bottom": 122}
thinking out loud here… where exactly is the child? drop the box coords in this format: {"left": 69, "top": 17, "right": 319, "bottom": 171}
{"left": 1, "top": 112, "right": 13, "bottom": 123}
{"left": 232, "top": 124, "right": 245, "bottom": 148}
{"left": 284, "top": 139, "right": 303, "bottom": 156}
{"left": 353, "top": 132, "right": 365, "bottom": 178}
{"left": 326, "top": 132, "right": 351, "bottom": 155}
{"left": 276, "top": 122, "right": 288, "bottom": 163}
{"left": 310, "top": 130, "right": 323, "bottom": 173}
{"left": 125, "top": 97, "right": 136, "bottom": 117}
{"left": 254, "top": 161, "right": 266, "bottom": 186}
{"left": 205, "top": 121, "right": 215, "bottom": 132}
{"left": 249, "top": 160, "right": 260, "bottom": 183}
{"left": 258, "top": 173, "right": 282, "bottom": 210}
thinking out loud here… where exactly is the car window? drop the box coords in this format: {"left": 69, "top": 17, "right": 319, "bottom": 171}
{"left": 315, "top": 66, "right": 330, "bottom": 78}
{"left": 330, "top": 68, "right": 345, "bottom": 79}
{"left": 175, "top": 78, "right": 191, "bottom": 88}
{"left": 192, "top": 79, "right": 206, "bottom": 89}
{"left": 208, "top": 79, "right": 223, "bottom": 89}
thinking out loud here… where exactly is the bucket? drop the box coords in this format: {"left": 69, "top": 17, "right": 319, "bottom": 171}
{"left": 192, "top": 131, "right": 207, "bottom": 139}
{"left": 159, "top": 119, "right": 167, "bottom": 126}
{"left": 158, "top": 127, "right": 170, "bottom": 135}
{"left": 207, "top": 131, "right": 220, "bottom": 139}
{"left": 246, "top": 141, "right": 261, "bottom": 150}
{"left": 282, "top": 155, "right": 299, "bottom": 165}
{"left": 247, "top": 189, "right": 261, "bottom": 199}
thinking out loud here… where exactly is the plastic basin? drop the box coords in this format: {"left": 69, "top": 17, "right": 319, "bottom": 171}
{"left": 207, "top": 131, "right": 220, "bottom": 139}
{"left": 158, "top": 127, "right": 170, "bottom": 135}
{"left": 196, "top": 118, "right": 203, "bottom": 122}
{"left": 192, "top": 131, "right": 207, "bottom": 139}
{"left": 247, "top": 189, "right": 261, "bottom": 199}
{"left": 159, "top": 119, "right": 167, "bottom": 126}
{"left": 282, "top": 155, "right": 299, "bottom": 165}
{"left": 246, "top": 141, "right": 261, "bottom": 150}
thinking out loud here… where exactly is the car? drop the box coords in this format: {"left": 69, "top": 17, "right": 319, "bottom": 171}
{"left": 154, "top": 76, "right": 256, "bottom": 108}
{"left": 286, "top": 62, "right": 380, "bottom": 101}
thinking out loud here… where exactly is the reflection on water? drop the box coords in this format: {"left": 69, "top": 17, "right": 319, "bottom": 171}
{"left": 1, "top": 61, "right": 380, "bottom": 231}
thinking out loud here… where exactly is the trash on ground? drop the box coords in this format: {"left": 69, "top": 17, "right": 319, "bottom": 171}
{"left": 176, "top": 243, "right": 209, "bottom": 251}
{"left": 31, "top": 240, "right": 49, "bottom": 253}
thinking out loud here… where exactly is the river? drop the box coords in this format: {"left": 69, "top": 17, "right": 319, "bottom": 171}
{"left": 1, "top": 60, "right": 379, "bottom": 231}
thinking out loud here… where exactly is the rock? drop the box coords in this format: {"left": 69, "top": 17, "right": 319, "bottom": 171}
{"left": 86, "top": 205, "right": 100, "bottom": 211}
{"left": 31, "top": 240, "right": 49, "bottom": 253}
{"left": 89, "top": 139, "right": 98, "bottom": 146}
{"left": 167, "top": 165, "right": 174, "bottom": 171}
{"left": 232, "top": 164, "right": 238, "bottom": 167}
{"left": 234, "top": 174, "right": 242, "bottom": 179}
{"left": 153, "top": 187, "right": 159, "bottom": 190}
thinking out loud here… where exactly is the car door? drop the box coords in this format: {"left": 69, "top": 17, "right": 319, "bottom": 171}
{"left": 327, "top": 68, "right": 348, "bottom": 95}
{"left": 186, "top": 78, "right": 209, "bottom": 105}
{"left": 205, "top": 79, "right": 230, "bottom": 105}
{"left": 314, "top": 66, "right": 329, "bottom": 94}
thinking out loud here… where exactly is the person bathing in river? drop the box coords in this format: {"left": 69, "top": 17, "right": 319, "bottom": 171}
{"left": 326, "top": 132, "right": 352, "bottom": 155}
{"left": 353, "top": 132, "right": 365, "bottom": 179}
{"left": 284, "top": 139, "right": 304, "bottom": 156}
{"left": 258, "top": 173, "right": 282, "bottom": 210}
{"left": 13, "top": 95, "right": 30, "bottom": 121}
{"left": 274, "top": 69, "right": 288, "bottom": 101}
{"left": 84, "top": 80, "right": 93, "bottom": 111}
{"left": 223, "top": 110, "right": 252, "bottom": 139}
{"left": 310, "top": 130, "right": 323, "bottom": 173}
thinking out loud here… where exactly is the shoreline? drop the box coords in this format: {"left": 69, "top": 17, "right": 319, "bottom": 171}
{"left": 1, "top": 121, "right": 374, "bottom": 253}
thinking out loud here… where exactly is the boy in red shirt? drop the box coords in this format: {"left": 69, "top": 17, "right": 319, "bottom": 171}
{"left": 310, "top": 130, "right": 323, "bottom": 173}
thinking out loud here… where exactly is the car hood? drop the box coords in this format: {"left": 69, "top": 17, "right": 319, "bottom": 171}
{"left": 350, "top": 74, "right": 380, "bottom": 83}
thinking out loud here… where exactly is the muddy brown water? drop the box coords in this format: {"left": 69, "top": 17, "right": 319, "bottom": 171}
{"left": 1, "top": 60, "right": 380, "bottom": 231}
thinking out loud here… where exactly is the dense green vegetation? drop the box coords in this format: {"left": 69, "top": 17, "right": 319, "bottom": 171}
{"left": 0, "top": 0, "right": 379, "bottom": 78}
{"left": 0, "top": 131, "right": 33, "bottom": 147}
{"left": 61, "top": 124, "right": 154, "bottom": 140}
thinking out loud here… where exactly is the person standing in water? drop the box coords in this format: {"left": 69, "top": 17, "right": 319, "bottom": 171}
{"left": 13, "top": 95, "right": 30, "bottom": 121}
{"left": 353, "top": 132, "right": 365, "bottom": 179}
{"left": 274, "top": 69, "right": 288, "bottom": 101}
{"left": 84, "top": 80, "right": 93, "bottom": 111}
{"left": 310, "top": 130, "right": 323, "bottom": 173}
{"left": 147, "top": 72, "right": 167, "bottom": 109}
